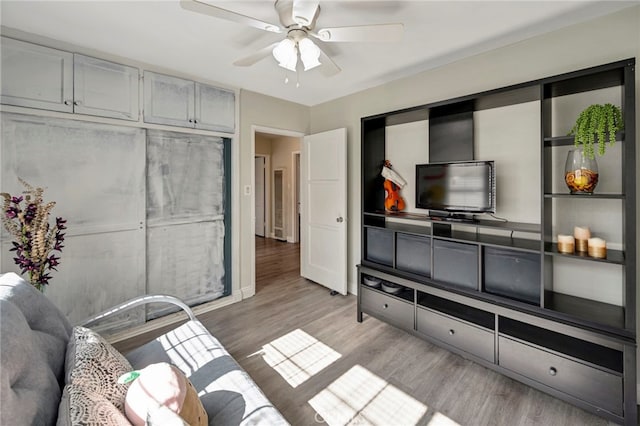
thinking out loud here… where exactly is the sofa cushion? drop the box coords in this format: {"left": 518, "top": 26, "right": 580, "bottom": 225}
{"left": 65, "top": 326, "right": 132, "bottom": 412}
{"left": 57, "top": 384, "right": 131, "bottom": 426}
{"left": 0, "top": 272, "right": 72, "bottom": 425}
{"left": 125, "top": 320, "right": 289, "bottom": 426}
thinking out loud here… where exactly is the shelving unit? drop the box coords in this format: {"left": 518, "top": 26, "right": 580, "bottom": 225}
{"left": 358, "top": 58, "right": 636, "bottom": 424}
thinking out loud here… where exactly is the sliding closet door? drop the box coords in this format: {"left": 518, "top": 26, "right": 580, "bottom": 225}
{"left": 146, "top": 130, "right": 229, "bottom": 318}
{"left": 0, "top": 113, "right": 146, "bottom": 328}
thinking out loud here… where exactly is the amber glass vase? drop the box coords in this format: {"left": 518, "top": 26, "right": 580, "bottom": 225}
{"left": 564, "top": 149, "right": 598, "bottom": 194}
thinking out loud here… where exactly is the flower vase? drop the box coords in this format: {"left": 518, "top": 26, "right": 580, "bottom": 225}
{"left": 564, "top": 149, "right": 598, "bottom": 194}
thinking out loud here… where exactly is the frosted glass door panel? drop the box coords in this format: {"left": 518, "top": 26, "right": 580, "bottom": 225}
{"left": 143, "top": 71, "right": 194, "bottom": 127}
{"left": 195, "top": 83, "right": 235, "bottom": 133}
{"left": 1, "top": 37, "right": 73, "bottom": 112}
{"left": 146, "top": 130, "right": 225, "bottom": 224}
{"left": 1, "top": 113, "right": 146, "bottom": 234}
{"left": 74, "top": 54, "right": 139, "bottom": 121}
{"left": 146, "top": 221, "right": 225, "bottom": 318}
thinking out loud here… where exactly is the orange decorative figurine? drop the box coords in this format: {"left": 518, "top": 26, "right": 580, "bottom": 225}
{"left": 382, "top": 160, "right": 407, "bottom": 212}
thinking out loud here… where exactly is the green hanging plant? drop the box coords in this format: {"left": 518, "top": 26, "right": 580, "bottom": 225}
{"left": 568, "top": 103, "right": 623, "bottom": 159}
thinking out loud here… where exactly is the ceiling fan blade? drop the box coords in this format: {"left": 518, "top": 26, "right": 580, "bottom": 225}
{"left": 317, "top": 46, "right": 341, "bottom": 77}
{"left": 233, "top": 42, "right": 281, "bottom": 67}
{"left": 292, "top": 0, "right": 320, "bottom": 27}
{"left": 180, "top": 0, "right": 282, "bottom": 34}
{"left": 313, "top": 23, "right": 404, "bottom": 43}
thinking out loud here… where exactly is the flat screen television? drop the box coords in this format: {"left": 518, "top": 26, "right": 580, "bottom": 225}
{"left": 415, "top": 160, "right": 495, "bottom": 214}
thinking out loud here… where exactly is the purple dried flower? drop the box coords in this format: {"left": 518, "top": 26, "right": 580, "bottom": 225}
{"left": 1, "top": 181, "right": 66, "bottom": 291}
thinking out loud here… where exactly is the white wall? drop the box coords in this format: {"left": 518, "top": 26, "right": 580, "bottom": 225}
{"left": 238, "top": 90, "right": 309, "bottom": 298}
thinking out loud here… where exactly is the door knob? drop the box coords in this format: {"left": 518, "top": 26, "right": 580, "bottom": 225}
{"left": 336, "top": 217, "right": 343, "bottom": 223}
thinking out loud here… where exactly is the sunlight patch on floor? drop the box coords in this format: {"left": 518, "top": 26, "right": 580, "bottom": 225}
{"left": 308, "top": 365, "right": 428, "bottom": 426}
{"left": 427, "top": 412, "right": 461, "bottom": 426}
{"left": 250, "top": 328, "right": 342, "bottom": 388}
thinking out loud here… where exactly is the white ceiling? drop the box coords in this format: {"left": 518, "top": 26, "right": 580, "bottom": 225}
{"left": 1, "top": 1, "right": 638, "bottom": 106}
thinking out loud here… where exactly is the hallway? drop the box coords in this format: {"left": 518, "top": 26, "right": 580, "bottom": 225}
{"left": 255, "top": 236, "right": 300, "bottom": 292}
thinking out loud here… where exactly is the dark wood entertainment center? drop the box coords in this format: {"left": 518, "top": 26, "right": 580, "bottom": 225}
{"left": 357, "top": 58, "right": 636, "bottom": 424}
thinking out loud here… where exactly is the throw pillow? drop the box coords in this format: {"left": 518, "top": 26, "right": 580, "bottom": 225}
{"left": 57, "top": 384, "right": 131, "bottom": 426}
{"left": 124, "top": 362, "right": 208, "bottom": 426}
{"left": 65, "top": 326, "right": 132, "bottom": 412}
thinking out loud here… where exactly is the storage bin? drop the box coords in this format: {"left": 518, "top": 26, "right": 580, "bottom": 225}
{"left": 396, "top": 233, "right": 431, "bottom": 276}
{"left": 433, "top": 239, "right": 478, "bottom": 290}
{"left": 484, "top": 247, "right": 540, "bottom": 304}
{"left": 364, "top": 227, "right": 393, "bottom": 266}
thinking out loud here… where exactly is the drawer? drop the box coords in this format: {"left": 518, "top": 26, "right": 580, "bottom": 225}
{"left": 417, "top": 307, "right": 494, "bottom": 363}
{"left": 361, "top": 287, "right": 414, "bottom": 330}
{"left": 499, "top": 336, "right": 622, "bottom": 416}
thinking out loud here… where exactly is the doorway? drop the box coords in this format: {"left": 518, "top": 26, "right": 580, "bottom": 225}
{"left": 251, "top": 126, "right": 304, "bottom": 293}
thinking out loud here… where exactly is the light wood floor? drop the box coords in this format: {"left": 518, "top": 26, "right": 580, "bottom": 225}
{"left": 119, "top": 237, "right": 617, "bottom": 425}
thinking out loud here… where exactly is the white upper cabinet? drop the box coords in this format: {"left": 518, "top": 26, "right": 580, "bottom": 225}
{"left": 73, "top": 54, "right": 139, "bottom": 121}
{"left": 195, "top": 83, "right": 235, "bottom": 133}
{"left": 1, "top": 37, "right": 139, "bottom": 121}
{"left": 143, "top": 71, "right": 195, "bottom": 128}
{"left": 144, "top": 71, "right": 235, "bottom": 133}
{"left": 1, "top": 37, "right": 73, "bottom": 112}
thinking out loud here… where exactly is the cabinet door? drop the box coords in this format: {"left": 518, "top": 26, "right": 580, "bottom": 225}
{"left": 1, "top": 37, "right": 73, "bottom": 112}
{"left": 143, "top": 71, "right": 195, "bottom": 128}
{"left": 73, "top": 54, "right": 139, "bottom": 121}
{"left": 195, "top": 82, "right": 235, "bottom": 132}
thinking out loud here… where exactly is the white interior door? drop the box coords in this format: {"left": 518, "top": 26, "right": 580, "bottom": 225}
{"left": 301, "top": 128, "right": 347, "bottom": 295}
{"left": 254, "top": 156, "right": 265, "bottom": 237}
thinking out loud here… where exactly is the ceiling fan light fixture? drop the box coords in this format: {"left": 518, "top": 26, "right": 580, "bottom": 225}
{"left": 298, "top": 37, "right": 321, "bottom": 71}
{"left": 273, "top": 38, "right": 297, "bottom": 72}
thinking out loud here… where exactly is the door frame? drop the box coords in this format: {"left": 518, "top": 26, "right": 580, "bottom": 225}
{"left": 290, "top": 151, "right": 301, "bottom": 243}
{"left": 250, "top": 125, "right": 305, "bottom": 296}
{"left": 254, "top": 154, "right": 270, "bottom": 238}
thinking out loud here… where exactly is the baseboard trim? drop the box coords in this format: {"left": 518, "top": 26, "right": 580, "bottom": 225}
{"left": 241, "top": 285, "right": 256, "bottom": 299}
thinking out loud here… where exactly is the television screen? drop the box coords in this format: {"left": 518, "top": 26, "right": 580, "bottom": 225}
{"left": 415, "top": 161, "right": 495, "bottom": 213}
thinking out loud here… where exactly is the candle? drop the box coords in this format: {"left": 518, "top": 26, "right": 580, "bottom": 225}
{"left": 574, "top": 226, "right": 590, "bottom": 252}
{"left": 557, "top": 234, "right": 575, "bottom": 254}
{"left": 588, "top": 237, "right": 607, "bottom": 258}
{"left": 574, "top": 226, "right": 591, "bottom": 240}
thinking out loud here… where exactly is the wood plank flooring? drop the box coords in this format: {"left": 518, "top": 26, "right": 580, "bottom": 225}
{"left": 118, "top": 237, "right": 617, "bottom": 425}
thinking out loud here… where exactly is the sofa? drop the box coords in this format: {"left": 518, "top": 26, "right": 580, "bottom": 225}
{"left": 0, "top": 272, "right": 289, "bottom": 425}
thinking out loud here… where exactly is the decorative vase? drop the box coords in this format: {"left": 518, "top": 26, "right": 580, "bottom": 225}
{"left": 564, "top": 149, "right": 598, "bottom": 194}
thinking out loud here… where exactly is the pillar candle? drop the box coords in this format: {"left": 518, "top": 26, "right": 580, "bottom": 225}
{"left": 574, "top": 226, "right": 591, "bottom": 240}
{"left": 588, "top": 237, "right": 606, "bottom": 258}
{"left": 557, "top": 234, "right": 575, "bottom": 254}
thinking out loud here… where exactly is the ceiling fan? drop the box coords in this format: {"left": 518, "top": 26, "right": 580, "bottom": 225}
{"left": 180, "top": 0, "right": 404, "bottom": 77}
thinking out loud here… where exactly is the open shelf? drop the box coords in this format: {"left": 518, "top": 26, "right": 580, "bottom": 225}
{"left": 544, "top": 193, "right": 625, "bottom": 200}
{"left": 544, "top": 290, "right": 625, "bottom": 332}
{"left": 543, "top": 131, "right": 625, "bottom": 147}
{"left": 544, "top": 242, "right": 624, "bottom": 265}
{"left": 364, "top": 210, "right": 539, "bottom": 234}
{"left": 434, "top": 230, "right": 540, "bottom": 253}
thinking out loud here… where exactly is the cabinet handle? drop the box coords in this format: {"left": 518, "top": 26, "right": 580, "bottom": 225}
{"left": 73, "top": 100, "right": 81, "bottom": 106}
{"left": 382, "top": 303, "right": 388, "bottom": 309}
{"left": 548, "top": 367, "right": 557, "bottom": 376}
{"left": 63, "top": 100, "right": 71, "bottom": 105}
{"left": 193, "top": 119, "right": 198, "bottom": 124}
{"left": 449, "top": 329, "right": 455, "bottom": 336}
